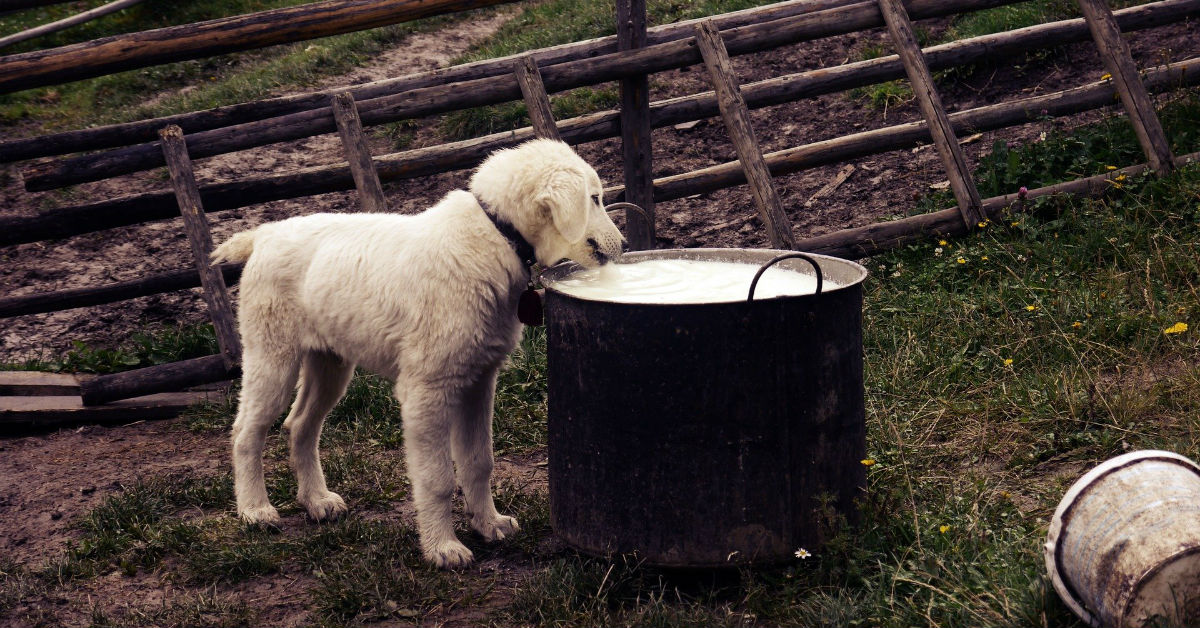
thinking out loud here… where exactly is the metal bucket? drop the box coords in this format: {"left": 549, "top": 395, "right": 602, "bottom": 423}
{"left": 541, "top": 248, "right": 869, "bottom": 567}
{"left": 1045, "top": 450, "right": 1200, "bottom": 627}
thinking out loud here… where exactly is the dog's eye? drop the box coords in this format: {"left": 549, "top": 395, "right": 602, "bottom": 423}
{"left": 591, "top": 194, "right": 601, "bottom": 206}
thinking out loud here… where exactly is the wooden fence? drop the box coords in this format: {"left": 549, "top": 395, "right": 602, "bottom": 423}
{"left": 1, "top": 0, "right": 1197, "bottom": 421}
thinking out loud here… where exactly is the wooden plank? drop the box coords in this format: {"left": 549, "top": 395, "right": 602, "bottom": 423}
{"left": 159, "top": 125, "right": 241, "bottom": 369}
{"left": 617, "top": 0, "right": 656, "bottom": 250}
{"left": 0, "top": 0, "right": 145, "bottom": 51}
{"left": 694, "top": 20, "right": 795, "bottom": 249}
{"left": 513, "top": 55, "right": 562, "bottom": 140}
{"left": 6, "top": 52, "right": 1198, "bottom": 249}
{"left": 20, "top": 0, "right": 1024, "bottom": 191}
{"left": 877, "top": 0, "right": 985, "bottom": 228}
{"left": 0, "top": 371, "right": 79, "bottom": 396}
{"left": 0, "top": 263, "right": 243, "bottom": 319}
{"left": 332, "top": 92, "right": 389, "bottom": 213}
{"left": 80, "top": 354, "right": 238, "bottom": 406}
{"left": 1076, "top": 0, "right": 1174, "bottom": 175}
{"left": 796, "top": 150, "right": 1200, "bottom": 259}
{"left": 0, "top": 0, "right": 864, "bottom": 162}
{"left": 0, "top": 0, "right": 524, "bottom": 94}
{"left": 0, "top": 391, "right": 221, "bottom": 428}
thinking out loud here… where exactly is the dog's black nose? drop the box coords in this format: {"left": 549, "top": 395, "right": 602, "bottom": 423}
{"left": 620, "top": 239, "right": 630, "bottom": 253}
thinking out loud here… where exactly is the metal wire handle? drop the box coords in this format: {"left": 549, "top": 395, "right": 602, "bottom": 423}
{"left": 747, "top": 252, "right": 823, "bottom": 301}
{"left": 605, "top": 203, "right": 651, "bottom": 249}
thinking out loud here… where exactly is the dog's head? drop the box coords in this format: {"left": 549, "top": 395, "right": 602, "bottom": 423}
{"left": 470, "top": 139, "right": 625, "bottom": 268}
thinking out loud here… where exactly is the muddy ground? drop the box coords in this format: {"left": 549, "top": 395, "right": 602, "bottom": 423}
{"left": 1, "top": 5, "right": 1197, "bottom": 625}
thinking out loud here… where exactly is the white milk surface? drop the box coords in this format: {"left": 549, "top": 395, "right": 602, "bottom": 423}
{"left": 548, "top": 258, "right": 832, "bottom": 304}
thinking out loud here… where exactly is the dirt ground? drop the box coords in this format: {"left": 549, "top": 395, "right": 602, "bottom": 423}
{"left": 1, "top": 6, "right": 1198, "bottom": 625}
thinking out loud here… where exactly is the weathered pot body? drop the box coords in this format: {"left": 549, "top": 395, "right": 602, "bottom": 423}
{"left": 542, "top": 248, "right": 868, "bottom": 567}
{"left": 1045, "top": 450, "right": 1200, "bottom": 627}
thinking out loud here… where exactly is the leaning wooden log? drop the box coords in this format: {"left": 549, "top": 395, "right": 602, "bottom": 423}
{"left": 5, "top": 53, "right": 1196, "bottom": 249}
{"left": 0, "top": 263, "right": 242, "bottom": 319}
{"left": 796, "top": 151, "right": 1200, "bottom": 259}
{"left": 0, "top": 0, "right": 526, "bottom": 95}
{"left": 1077, "top": 0, "right": 1175, "bottom": 175}
{"left": 21, "top": 0, "right": 1021, "bottom": 190}
{"left": 611, "top": 56, "right": 1200, "bottom": 203}
{"left": 514, "top": 56, "right": 562, "bottom": 141}
{"left": 0, "top": 0, "right": 862, "bottom": 162}
{"left": 332, "top": 92, "right": 389, "bottom": 213}
{"left": 0, "top": 0, "right": 145, "bottom": 51}
{"left": 4, "top": 53, "right": 1196, "bottom": 248}
{"left": 1, "top": 391, "right": 223, "bottom": 429}
{"left": 80, "top": 353, "right": 237, "bottom": 406}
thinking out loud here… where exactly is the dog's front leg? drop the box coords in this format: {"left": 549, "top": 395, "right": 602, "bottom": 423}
{"left": 399, "top": 381, "right": 475, "bottom": 568}
{"left": 452, "top": 369, "right": 519, "bottom": 542}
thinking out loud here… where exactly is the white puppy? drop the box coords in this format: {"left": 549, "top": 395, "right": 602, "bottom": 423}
{"left": 211, "top": 139, "right": 624, "bottom": 568}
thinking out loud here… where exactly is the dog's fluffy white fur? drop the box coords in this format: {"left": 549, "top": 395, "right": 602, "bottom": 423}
{"left": 211, "top": 139, "right": 623, "bottom": 568}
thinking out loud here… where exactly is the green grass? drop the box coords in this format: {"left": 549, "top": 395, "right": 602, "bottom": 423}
{"left": 2, "top": 322, "right": 219, "bottom": 373}
{"left": 0, "top": 1, "right": 473, "bottom": 130}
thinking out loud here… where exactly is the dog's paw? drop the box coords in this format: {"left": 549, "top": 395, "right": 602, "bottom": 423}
{"left": 300, "top": 491, "right": 347, "bottom": 522}
{"left": 474, "top": 514, "right": 520, "bottom": 542}
{"left": 238, "top": 504, "right": 281, "bottom": 526}
{"left": 425, "top": 539, "right": 474, "bottom": 569}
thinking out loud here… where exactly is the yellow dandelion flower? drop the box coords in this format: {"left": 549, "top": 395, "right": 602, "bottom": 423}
{"left": 957, "top": 257, "right": 967, "bottom": 264}
{"left": 861, "top": 459, "right": 876, "bottom": 467}
{"left": 1026, "top": 305, "right": 1037, "bottom": 311}
{"left": 939, "top": 524, "right": 951, "bottom": 534}
{"left": 1004, "top": 358, "right": 1013, "bottom": 366}
{"left": 1106, "top": 165, "right": 1118, "bottom": 171}
{"left": 1072, "top": 321, "right": 1083, "bottom": 328}
{"left": 938, "top": 239, "right": 948, "bottom": 246}
{"left": 1101, "top": 73, "right": 1112, "bottom": 80}
{"left": 1114, "top": 174, "right": 1127, "bottom": 181}
{"left": 981, "top": 256, "right": 989, "bottom": 261}
{"left": 1164, "top": 322, "right": 1189, "bottom": 335}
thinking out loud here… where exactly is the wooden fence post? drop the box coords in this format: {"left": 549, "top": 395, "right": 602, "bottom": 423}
{"left": 514, "top": 55, "right": 562, "bottom": 140}
{"left": 332, "top": 91, "right": 389, "bottom": 213}
{"left": 877, "top": 0, "right": 985, "bottom": 228}
{"left": 617, "top": 0, "right": 656, "bottom": 250}
{"left": 1076, "top": 0, "right": 1174, "bottom": 175}
{"left": 159, "top": 125, "right": 242, "bottom": 369}
{"left": 694, "top": 20, "right": 796, "bottom": 249}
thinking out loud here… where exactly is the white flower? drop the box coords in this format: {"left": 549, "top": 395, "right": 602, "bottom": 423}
{"left": 794, "top": 548, "right": 811, "bottom": 559}
{"left": 934, "top": 247, "right": 944, "bottom": 256}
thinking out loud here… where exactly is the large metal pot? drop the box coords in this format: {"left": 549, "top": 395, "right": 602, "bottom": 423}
{"left": 541, "top": 248, "right": 869, "bottom": 567}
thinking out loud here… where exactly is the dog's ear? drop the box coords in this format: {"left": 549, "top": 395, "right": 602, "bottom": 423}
{"left": 537, "top": 169, "right": 589, "bottom": 243}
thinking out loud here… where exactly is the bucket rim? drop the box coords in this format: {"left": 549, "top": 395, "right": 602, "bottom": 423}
{"left": 1043, "top": 450, "right": 1200, "bottom": 627}
{"left": 541, "top": 247, "right": 869, "bottom": 306}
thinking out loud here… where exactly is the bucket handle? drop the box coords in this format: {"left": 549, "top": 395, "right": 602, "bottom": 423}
{"left": 605, "top": 203, "right": 651, "bottom": 246}
{"left": 748, "top": 252, "right": 823, "bottom": 301}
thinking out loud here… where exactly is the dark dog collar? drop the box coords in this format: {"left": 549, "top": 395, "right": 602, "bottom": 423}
{"left": 475, "top": 194, "right": 537, "bottom": 269}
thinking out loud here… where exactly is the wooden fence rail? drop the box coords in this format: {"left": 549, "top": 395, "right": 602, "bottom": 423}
{"left": 20, "top": 0, "right": 1024, "bottom": 191}
{"left": 0, "top": 0, "right": 526, "bottom": 94}
{"left": 0, "top": 0, "right": 861, "bottom": 162}
{"left": 4, "top": 50, "right": 1195, "bottom": 248}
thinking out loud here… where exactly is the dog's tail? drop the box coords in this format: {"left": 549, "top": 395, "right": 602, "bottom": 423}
{"left": 211, "top": 229, "right": 258, "bottom": 264}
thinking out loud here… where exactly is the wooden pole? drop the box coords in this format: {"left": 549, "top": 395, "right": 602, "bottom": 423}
{"left": 878, "top": 0, "right": 984, "bottom": 228}
{"left": 617, "top": 0, "right": 656, "bottom": 249}
{"left": 5, "top": 54, "right": 1197, "bottom": 247}
{"left": 20, "top": 0, "right": 1025, "bottom": 190}
{"left": 694, "top": 20, "right": 795, "bottom": 249}
{"left": 0, "top": 0, "right": 864, "bottom": 162}
{"left": 1076, "top": 0, "right": 1174, "bottom": 175}
{"left": 796, "top": 151, "right": 1200, "bottom": 259}
{"left": 80, "top": 354, "right": 237, "bottom": 406}
{"left": 0, "top": 0, "right": 145, "bottom": 51}
{"left": 331, "top": 92, "right": 389, "bottom": 213}
{"left": 0, "top": 263, "right": 243, "bottom": 319}
{"left": 0, "top": 0, "right": 525, "bottom": 94}
{"left": 159, "top": 125, "right": 241, "bottom": 370}
{"left": 514, "top": 55, "right": 562, "bottom": 140}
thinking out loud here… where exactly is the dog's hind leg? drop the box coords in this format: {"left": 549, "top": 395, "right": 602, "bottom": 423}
{"left": 452, "top": 368, "right": 519, "bottom": 542}
{"left": 232, "top": 346, "right": 300, "bottom": 526}
{"left": 398, "top": 378, "right": 475, "bottom": 568}
{"left": 285, "top": 350, "right": 354, "bottom": 522}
